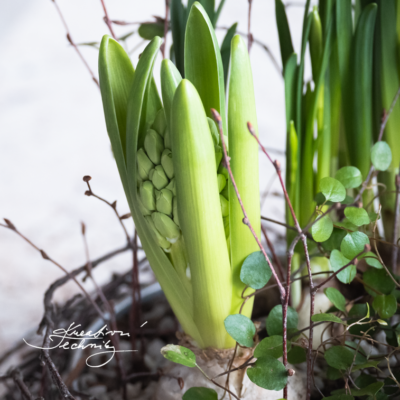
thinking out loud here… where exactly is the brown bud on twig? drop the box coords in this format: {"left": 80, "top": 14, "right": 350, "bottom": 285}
{"left": 111, "top": 200, "right": 117, "bottom": 209}
{"left": 242, "top": 217, "right": 250, "bottom": 226}
{"left": 177, "top": 377, "right": 184, "bottom": 390}
{"left": 274, "top": 160, "right": 281, "bottom": 172}
{"left": 120, "top": 213, "right": 132, "bottom": 220}
{"left": 66, "top": 33, "right": 73, "bottom": 45}
{"left": 210, "top": 108, "right": 222, "bottom": 123}
{"left": 247, "top": 121, "right": 256, "bottom": 136}
{"left": 364, "top": 244, "right": 371, "bottom": 253}
{"left": 287, "top": 369, "right": 295, "bottom": 377}
{"left": 396, "top": 174, "right": 400, "bottom": 188}
{"left": 353, "top": 258, "right": 359, "bottom": 266}
{"left": 335, "top": 202, "right": 342, "bottom": 209}
{"left": 83, "top": 176, "right": 92, "bottom": 182}
{"left": 81, "top": 222, "right": 86, "bottom": 235}
{"left": 3, "top": 218, "right": 16, "bottom": 230}
{"left": 356, "top": 201, "right": 363, "bottom": 208}
{"left": 40, "top": 250, "right": 50, "bottom": 260}
{"left": 84, "top": 190, "right": 92, "bottom": 196}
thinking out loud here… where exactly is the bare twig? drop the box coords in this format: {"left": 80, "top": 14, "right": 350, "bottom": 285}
{"left": 100, "top": 0, "right": 118, "bottom": 39}
{"left": 261, "top": 225, "right": 286, "bottom": 282}
{"left": 247, "top": 0, "right": 254, "bottom": 53}
{"left": 51, "top": 0, "right": 99, "bottom": 87}
{"left": 1, "top": 370, "right": 35, "bottom": 400}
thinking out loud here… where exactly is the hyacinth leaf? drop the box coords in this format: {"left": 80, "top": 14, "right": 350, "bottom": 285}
{"left": 275, "top": 0, "right": 294, "bottom": 70}
{"left": 98, "top": 35, "right": 135, "bottom": 175}
{"left": 227, "top": 35, "right": 260, "bottom": 318}
{"left": 336, "top": 0, "right": 352, "bottom": 88}
{"left": 99, "top": 37, "right": 202, "bottom": 347}
{"left": 220, "top": 22, "right": 237, "bottom": 87}
{"left": 171, "top": 79, "right": 232, "bottom": 349}
{"left": 160, "top": 59, "right": 182, "bottom": 132}
{"left": 309, "top": 6, "right": 322, "bottom": 81}
{"left": 344, "top": 5, "right": 377, "bottom": 178}
{"left": 170, "top": 0, "right": 186, "bottom": 75}
{"left": 185, "top": 2, "right": 227, "bottom": 138}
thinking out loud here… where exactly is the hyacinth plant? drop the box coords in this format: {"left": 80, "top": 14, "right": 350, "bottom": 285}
{"left": 98, "top": 2, "right": 260, "bottom": 351}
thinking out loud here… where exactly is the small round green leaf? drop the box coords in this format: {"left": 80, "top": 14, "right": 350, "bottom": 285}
{"left": 330, "top": 250, "right": 356, "bottom": 284}
{"left": 340, "top": 231, "right": 370, "bottom": 260}
{"left": 363, "top": 269, "right": 396, "bottom": 296}
{"left": 344, "top": 207, "right": 370, "bottom": 226}
{"left": 324, "top": 346, "right": 354, "bottom": 370}
{"left": 287, "top": 346, "right": 306, "bottom": 364}
{"left": 254, "top": 335, "right": 290, "bottom": 359}
{"left": 312, "top": 215, "right": 334, "bottom": 242}
{"left": 224, "top": 314, "right": 255, "bottom": 347}
{"left": 240, "top": 251, "right": 272, "bottom": 289}
{"left": 320, "top": 177, "right": 346, "bottom": 202}
{"left": 335, "top": 166, "right": 363, "bottom": 189}
{"left": 322, "top": 228, "right": 347, "bottom": 251}
{"left": 371, "top": 141, "right": 392, "bottom": 171}
{"left": 360, "top": 252, "right": 383, "bottom": 269}
{"left": 311, "top": 313, "right": 345, "bottom": 324}
{"left": 247, "top": 356, "right": 288, "bottom": 391}
{"left": 182, "top": 387, "right": 218, "bottom": 400}
{"left": 138, "top": 23, "right": 165, "bottom": 40}
{"left": 266, "top": 305, "right": 298, "bottom": 336}
{"left": 372, "top": 294, "right": 397, "bottom": 319}
{"left": 161, "top": 345, "right": 196, "bottom": 367}
{"left": 324, "top": 287, "right": 346, "bottom": 312}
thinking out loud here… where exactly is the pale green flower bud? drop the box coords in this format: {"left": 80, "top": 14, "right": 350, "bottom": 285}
{"left": 149, "top": 168, "right": 155, "bottom": 180}
{"left": 145, "top": 215, "right": 171, "bottom": 250}
{"left": 139, "top": 181, "right": 156, "bottom": 211}
{"left": 164, "top": 128, "right": 171, "bottom": 150}
{"left": 173, "top": 196, "right": 179, "bottom": 226}
{"left": 137, "top": 148, "right": 154, "bottom": 180}
{"left": 152, "top": 165, "right": 169, "bottom": 189}
{"left": 156, "top": 188, "right": 173, "bottom": 216}
{"left": 166, "top": 178, "right": 176, "bottom": 195}
{"left": 207, "top": 117, "right": 220, "bottom": 147}
{"left": 137, "top": 193, "right": 152, "bottom": 216}
{"left": 151, "top": 109, "right": 167, "bottom": 137}
{"left": 223, "top": 216, "right": 229, "bottom": 239}
{"left": 144, "top": 129, "right": 164, "bottom": 164}
{"left": 218, "top": 163, "right": 229, "bottom": 179}
{"left": 220, "top": 194, "right": 229, "bottom": 217}
{"left": 152, "top": 212, "right": 180, "bottom": 243}
{"left": 217, "top": 174, "right": 226, "bottom": 193}
{"left": 161, "top": 149, "right": 174, "bottom": 179}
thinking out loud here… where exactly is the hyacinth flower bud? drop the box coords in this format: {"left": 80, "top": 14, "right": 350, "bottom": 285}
{"left": 149, "top": 168, "right": 155, "bottom": 180}
{"left": 219, "top": 194, "right": 229, "bottom": 217}
{"left": 137, "top": 148, "right": 154, "bottom": 180}
{"left": 144, "top": 129, "right": 164, "bottom": 164}
{"left": 173, "top": 196, "right": 179, "bottom": 226}
{"left": 207, "top": 117, "right": 223, "bottom": 168}
{"left": 140, "top": 181, "right": 156, "bottom": 211}
{"left": 156, "top": 188, "right": 173, "bottom": 216}
{"left": 137, "top": 195, "right": 152, "bottom": 216}
{"left": 161, "top": 149, "right": 174, "bottom": 179}
{"left": 164, "top": 128, "right": 171, "bottom": 150}
{"left": 166, "top": 178, "right": 176, "bottom": 195}
{"left": 152, "top": 212, "right": 180, "bottom": 243}
{"left": 151, "top": 108, "right": 167, "bottom": 137}
{"left": 217, "top": 174, "right": 226, "bottom": 193}
{"left": 152, "top": 165, "right": 169, "bottom": 189}
{"left": 145, "top": 215, "right": 171, "bottom": 250}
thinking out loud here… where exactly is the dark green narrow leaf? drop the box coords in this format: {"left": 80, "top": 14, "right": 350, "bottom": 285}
{"left": 275, "top": 0, "right": 294, "bottom": 71}
{"left": 170, "top": 0, "right": 186, "bottom": 76}
{"left": 138, "top": 22, "right": 165, "bottom": 40}
{"left": 220, "top": 22, "right": 237, "bottom": 87}
{"left": 214, "top": 0, "right": 226, "bottom": 26}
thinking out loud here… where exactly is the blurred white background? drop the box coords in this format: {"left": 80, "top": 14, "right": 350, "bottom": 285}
{"left": 0, "top": 0, "right": 309, "bottom": 354}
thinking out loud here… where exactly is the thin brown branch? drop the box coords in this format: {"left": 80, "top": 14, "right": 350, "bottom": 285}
{"left": 100, "top": 0, "right": 118, "bottom": 39}
{"left": 247, "top": 0, "right": 254, "bottom": 53}
{"left": 262, "top": 225, "right": 286, "bottom": 282}
{"left": 51, "top": 0, "right": 99, "bottom": 87}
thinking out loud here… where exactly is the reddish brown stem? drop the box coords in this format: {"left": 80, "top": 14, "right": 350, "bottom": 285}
{"left": 100, "top": 0, "right": 118, "bottom": 40}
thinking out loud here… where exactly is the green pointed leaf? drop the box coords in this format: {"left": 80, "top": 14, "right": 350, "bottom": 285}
{"left": 371, "top": 141, "right": 392, "bottom": 171}
{"left": 247, "top": 356, "right": 288, "bottom": 391}
{"left": 172, "top": 79, "right": 232, "bottom": 348}
{"left": 266, "top": 305, "right": 298, "bottom": 336}
{"left": 324, "top": 287, "right": 347, "bottom": 312}
{"left": 330, "top": 250, "right": 355, "bottom": 284}
{"left": 312, "top": 214, "right": 334, "bottom": 242}
{"left": 227, "top": 34, "right": 260, "bottom": 317}
{"left": 183, "top": 387, "right": 218, "bottom": 400}
{"left": 373, "top": 294, "right": 397, "bottom": 319}
{"left": 363, "top": 268, "right": 396, "bottom": 296}
{"left": 287, "top": 346, "right": 307, "bottom": 364}
{"left": 170, "top": 0, "right": 185, "bottom": 75}
{"left": 161, "top": 345, "right": 196, "bottom": 367}
{"left": 344, "top": 207, "right": 370, "bottom": 226}
{"left": 320, "top": 177, "right": 346, "bottom": 203}
{"left": 254, "top": 336, "right": 290, "bottom": 359}
{"left": 224, "top": 314, "right": 255, "bottom": 348}
{"left": 185, "top": 2, "right": 227, "bottom": 134}
{"left": 335, "top": 166, "right": 363, "bottom": 189}
{"left": 312, "top": 313, "right": 345, "bottom": 324}
{"left": 220, "top": 22, "right": 237, "bottom": 87}
{"left": 240, "top": 251, "right": 272, "bottom": 290}
{"left": 275, "top": 0, "right": 294, "bottom": 70}
{"left": 138, "top": 22, "right": 165, "bottom": 40}
{"left": 340, "top": 231, "right": 370, "bottom": 259}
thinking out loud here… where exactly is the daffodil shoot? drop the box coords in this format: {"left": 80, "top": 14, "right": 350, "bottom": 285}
{"left": 99, "top": 2, "right": 260, "bottom": 350}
